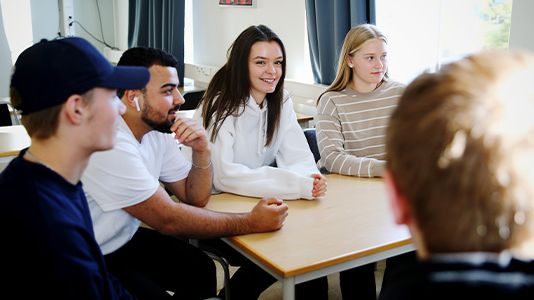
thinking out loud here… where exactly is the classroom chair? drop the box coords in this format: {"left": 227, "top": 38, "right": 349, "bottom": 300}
{"left": 303, "top": 128, "right": 320, "bottom": 163}
{"left": 181, "top": 90, "right": 205, "bottom": 110}
{"left": 0, "top": 103, "right": 11, "bottom": 126}
{"left": 188, "top": 239, "right": 231, "bottom": 299}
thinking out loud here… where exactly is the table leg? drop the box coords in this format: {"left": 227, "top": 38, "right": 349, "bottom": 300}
{"left": 282, "top": 277, "right": 296, "bottom": 300}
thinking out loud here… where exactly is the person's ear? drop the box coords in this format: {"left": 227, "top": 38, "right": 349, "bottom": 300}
{"left": 346, "top": 56, "right": 354, "bottom": 68}
{"left": 133, "top": 97, "right": 140, "bottom": 112}
{"left": 124, "top": 90, "right": 141, "bottom": 112}
{"left": 384, "top": 170, "right": 411, "bottom": 225}
{"left": 63, "top": 94, "right": 86, "bottom": 125}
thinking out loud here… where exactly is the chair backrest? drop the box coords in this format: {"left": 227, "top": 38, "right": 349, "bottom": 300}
{"left": 181, "top": 90, "right": 205, "bottom": 110}
{"left": 303, "top": 128, "right": 320, "bottom": 163}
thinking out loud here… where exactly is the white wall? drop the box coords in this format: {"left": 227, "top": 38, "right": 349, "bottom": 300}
{"left": 2, "top": 0, "right": 117, "bottom": 55}
{"left": 0, "top": 0, "right": 118, "bottom": 97}
{"left": 0, "top": 2, "right": 11, "bottom": 98}
{"left": 509, "top": 0, "right": 534, "bottom": 51}
{"left": 192, "top": 0, "right": 309, "bottom": 81}
{"left": 72, "top": 0, "right": 117, "bottom": 53}
{"left": 30, "top": 0, "right": 59, "bottom": 42}
{"left": 29, "top": 0, "right": 117, "bottom": 54}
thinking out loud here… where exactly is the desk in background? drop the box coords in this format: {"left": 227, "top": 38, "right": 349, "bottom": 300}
{"left": 0, "top": 125, "right": 31, "bottom": 171}
{"left": 296, "top": 113, "right": 313, "bottom": 128}
{"left": 0, "top": 97, "right": 21, "bottom": 126}
{"left": 177, "top": 108, "right": 311, "bottom": 129}
{"left": 206, "top": 174, "right": 413, "bottom": 300}
{"left": 178, "top": 77, "right": 207, "bottom": 95}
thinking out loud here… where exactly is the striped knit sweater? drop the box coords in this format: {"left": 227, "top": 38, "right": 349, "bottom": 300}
{"left": 316, "top": 80, "right": 405, "bottom": 177}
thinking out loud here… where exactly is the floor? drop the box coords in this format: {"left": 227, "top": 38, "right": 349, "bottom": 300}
{"left": 215, "top": 260, "right": 386, "bottom": 299}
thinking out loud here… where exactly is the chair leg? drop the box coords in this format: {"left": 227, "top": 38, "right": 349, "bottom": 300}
{"left": 205, "top": 251, "right": 231, "bottom": 300}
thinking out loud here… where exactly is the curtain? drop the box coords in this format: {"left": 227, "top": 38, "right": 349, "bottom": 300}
{"left": 128, "top": 0, "right": 185, "bottom": 86}
{"left": 305, "top": 0, "right": 375, "bottom": 85}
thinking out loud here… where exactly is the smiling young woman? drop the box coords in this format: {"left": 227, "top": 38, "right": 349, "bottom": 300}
{"left": 196, "top": 24, "right": 329, "bottom": 299}
{"left": 199, "top": 24, "right": 325, "bottom": 201}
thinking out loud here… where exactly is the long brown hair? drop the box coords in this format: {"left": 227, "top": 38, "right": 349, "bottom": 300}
{"left": 201, "top": 25, "right": 287, "bottom": 146}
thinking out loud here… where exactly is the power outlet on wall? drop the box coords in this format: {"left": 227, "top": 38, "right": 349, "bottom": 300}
{"left": 59, "top": 0, "right": 75, "bottom": 37}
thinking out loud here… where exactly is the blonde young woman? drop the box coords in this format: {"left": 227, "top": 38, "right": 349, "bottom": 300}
{"left": 316, "top": 24, "right": 404, "bottom": 178}
{"left": 315, "top": 24, "right": 412, "bottom": 299}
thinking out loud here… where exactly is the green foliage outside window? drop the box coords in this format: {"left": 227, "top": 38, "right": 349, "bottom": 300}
{"left": 481, "top": 0, "right": 513, "bottom": 49}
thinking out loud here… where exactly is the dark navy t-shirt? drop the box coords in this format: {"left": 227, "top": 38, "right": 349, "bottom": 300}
{"left": 0, "top": 150, "right": 134, "bottom": 299}
{"left": 379, "top": 252, "right": 534, "bottom": 300}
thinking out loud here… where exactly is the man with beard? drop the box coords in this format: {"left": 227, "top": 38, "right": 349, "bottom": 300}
{"left": 82, "top": 47, "right": 288, "bottom": 300}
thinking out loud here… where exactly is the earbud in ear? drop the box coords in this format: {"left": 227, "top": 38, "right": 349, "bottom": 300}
{"left": 133, "top": 97, "right": 140, "bottom": 112}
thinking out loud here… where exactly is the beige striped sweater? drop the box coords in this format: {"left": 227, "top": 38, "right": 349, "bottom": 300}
{"left": 316, "top": 80, "right": 405, "bottom": 177}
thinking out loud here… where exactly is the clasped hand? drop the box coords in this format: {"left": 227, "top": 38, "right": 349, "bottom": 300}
{"left": 171, "top": 117, "right": 209, "bottom": 152}
{"left": 312, "top": 174, "right": 327, "bottom": 198}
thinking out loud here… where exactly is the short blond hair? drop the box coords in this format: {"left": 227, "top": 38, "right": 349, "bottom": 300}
{"left": 387, "top": 50, "right": 534, "bottom": 253}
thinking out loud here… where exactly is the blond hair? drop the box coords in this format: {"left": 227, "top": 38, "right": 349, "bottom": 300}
{"left": 317, "top": 24, "right": 388, "bottom": 104}
{"left": 387, "top": 50, "right": 534, "bottom": 253}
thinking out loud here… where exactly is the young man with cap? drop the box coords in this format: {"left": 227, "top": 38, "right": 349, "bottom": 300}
{"left": 0, "top": 37, "right": 149, "bottom": 299}
{"left": 380, "top": 50, "right": 534, "bottom": 299}
{"left": 81, "top": 47, "right": 289, "bottom": 300}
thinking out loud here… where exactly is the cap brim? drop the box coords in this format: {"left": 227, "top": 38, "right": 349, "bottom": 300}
{"left": 99, "top": 66, "right": 150, "bottom": 90}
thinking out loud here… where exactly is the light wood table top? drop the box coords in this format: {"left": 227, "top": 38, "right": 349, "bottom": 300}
{"left": 0, "top": 125, "right": 30, "bottom": 157}
{"left": 296, "top": 113, "right": 313, "bottom": 128}
{"left": 206, "top": 174, "right": 412, "bottom": 277}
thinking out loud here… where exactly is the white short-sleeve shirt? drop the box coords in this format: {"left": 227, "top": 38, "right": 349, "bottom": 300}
{"left": 82, "top": 118, "right": 191, "bottom": 254}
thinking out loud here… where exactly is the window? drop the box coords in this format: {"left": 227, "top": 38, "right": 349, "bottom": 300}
{"left": 376, "top": 0, "right": 513, "bottom": 84}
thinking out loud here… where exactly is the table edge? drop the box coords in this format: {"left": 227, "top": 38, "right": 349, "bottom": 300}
{"left": 226, "top": 236, "right": 413, "bottom": 277}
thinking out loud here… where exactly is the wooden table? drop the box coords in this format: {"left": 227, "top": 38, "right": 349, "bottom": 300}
{"left": 0, "top": 125, "right": 31, "bottom": 171}
{"left": 0, "top": 125, "right": 30, "bottom": 157}
{"left": 296, "top": 113, "right": 313, "bottom": 128}
{"left": 206, "top": 174, "right": 413, "bottom": 299}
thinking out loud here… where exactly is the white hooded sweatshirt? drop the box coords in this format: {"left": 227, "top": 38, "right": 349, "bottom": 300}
{"left": 192, "top": 90, "right": 319, "bottom": 200}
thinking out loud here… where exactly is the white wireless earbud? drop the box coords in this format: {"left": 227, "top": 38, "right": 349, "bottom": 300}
{"left": 133, "top": 96, "right": 140, "bottom": 112}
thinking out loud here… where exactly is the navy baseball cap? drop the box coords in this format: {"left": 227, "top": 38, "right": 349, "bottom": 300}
{"left": 10, "top": 37, "right": 150, "bottom": 115}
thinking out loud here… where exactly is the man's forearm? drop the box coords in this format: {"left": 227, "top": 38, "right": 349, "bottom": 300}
{"left": 186, "top": 149, "right": 213, "bottom": 206}
{"left": 159, "top": 202, "right": 254, "bottom": 238}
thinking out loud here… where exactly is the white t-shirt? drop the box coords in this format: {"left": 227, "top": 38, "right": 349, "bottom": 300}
{"left": 82, "top": 118, "right": 191, "bottom": 254}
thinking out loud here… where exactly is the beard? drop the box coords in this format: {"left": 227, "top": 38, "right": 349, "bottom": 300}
{"left": 142, "top": 115, "right": 173, "bottom": 133}
{"left": 140, "top": 100, "right": 179, "bottom": 133}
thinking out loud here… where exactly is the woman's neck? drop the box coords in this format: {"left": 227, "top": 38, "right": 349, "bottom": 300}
{"left": 351, "top": 80, "right": 381, "bottom": 94}
{"left": 250, "top": 91, "right": 266, "bottom": 107}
